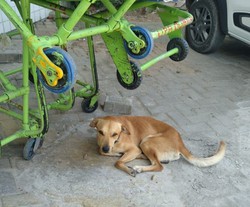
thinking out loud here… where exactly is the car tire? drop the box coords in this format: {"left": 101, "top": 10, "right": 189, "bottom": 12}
{"left": 185, "top": 0, "right": 225, "bottom": 53}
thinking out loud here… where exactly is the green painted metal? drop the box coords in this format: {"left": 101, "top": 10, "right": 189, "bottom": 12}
{"left": 47, "top": 92, "right": 74, "bottom": 111}
{"left": 0, "top": 0, "right": 193, "bottom": 157}
{"left": 21, "top": 0, "right": 31, "bottom": 131}
{"left": 101, "top": 0, "right": 118, "bottom": 14}
{"left": 0, "top": 0, "right": 49, "bottom": 148}
{"left": 155, "top": 5, "right": 192, "bottom": 39}
{"left": 141, "top": 48, "right": 179, "bottom": 71}
{"left": 3, "top": 67, "right": 23, "bottom": 76}
{"left": 85, "top": 22, "right": 99, "bottom": 95}
{"left": 101, "top": 31, "right": 134, "bottom": 85}
{"left": 0, "top": 86, "right": 29, "bottom": 102}
{"left": 56, "top": 0, "right": 94, "bottom": 44}
{"left": 0, "top": 106, "right": 23, "bottom": 121}
{"left": 0, "top": 71, "right": 17, "bottom": 91}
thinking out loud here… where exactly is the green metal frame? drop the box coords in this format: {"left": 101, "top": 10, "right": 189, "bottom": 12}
{"left": 0, "top": 0, "right": 193, "bottom": 156}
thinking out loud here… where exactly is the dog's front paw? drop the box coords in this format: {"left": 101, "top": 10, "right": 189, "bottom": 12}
{"left": 128, "top": 166, "right": 138, "bottom": 177}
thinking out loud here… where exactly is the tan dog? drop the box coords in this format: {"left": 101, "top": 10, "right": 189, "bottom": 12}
{"left": 90, "top": 116, "right": 226, "bottom": 177}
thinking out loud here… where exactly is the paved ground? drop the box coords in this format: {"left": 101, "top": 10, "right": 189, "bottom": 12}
{"left": 1, "top": 11, "right": 250, "bottom": 207}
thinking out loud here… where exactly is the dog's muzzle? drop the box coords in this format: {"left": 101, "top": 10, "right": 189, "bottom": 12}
{"left": 102, "top": 145, "right": 110, "bottom": 153}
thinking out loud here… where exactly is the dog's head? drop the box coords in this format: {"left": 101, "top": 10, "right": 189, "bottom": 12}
{"left": 90, "top": 117, "right": 130, "bottom": 154}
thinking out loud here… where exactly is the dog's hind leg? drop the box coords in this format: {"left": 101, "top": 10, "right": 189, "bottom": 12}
{"left": 136, "top": 154, "right": 148, "bottom": 160}
{"left": 115, "top": 147, "right": 142, "bottom": 177}
{"left": 133, "top": 142, "right": 163, "bottom": 174}
{"left": 133, "top": 153, "right": 163, "bottom": 173}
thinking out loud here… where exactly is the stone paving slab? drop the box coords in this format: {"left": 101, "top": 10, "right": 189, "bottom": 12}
{"left": 2, "top": 193, "right": 44, "bottom": 207}
{"left": 1, "top": 11, "right": 250, "bottom": 207}
{"left": 0, "top": 171, "right": 17, "bottom": 195}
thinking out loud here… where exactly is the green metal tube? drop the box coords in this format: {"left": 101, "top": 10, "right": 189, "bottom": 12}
{"left": 47, "top": 93, "right": 72, "bottom": 111}
{"left": 75, "top": 82, "right": 93, "bottom": 98}
{"left": 54, "top": 1, "right": 64, "bottom": 29}
{"left": 151, "top": 5, "right": 193, "bottom": 39}
{"left": 13, "top": 0, "right": 23, "bottom": 18}
{"left": 111, "top": 0, "right": 136, "bottom": 20}
{"left": 54, "top": 2, "right": 67, "bottom": 49}
{"left": 6, "top": 29, "right": 20, "bottom": 38}
{"left": 0, "top": 94, "right": 9, "bottom": 103}
{"left": 101, "top": 0, "right": 117, "bottom": 14}
{"left": 21, "top": 0, "right": 31, "bottom": 130}
{"left": 56, "top": 0, "right": 92, "bottom": 43}
{"left": 67, "top": 25, "right": 110, "bottom": 41}
{"left": 0, "top": 128, "right": 41, "bottom": 146}
{"left": 0, "top": 87, "right": 29, "bottom": 102}
{"left": 1, "top": 133, "right": 22, "bottom": 146}
{"left": 3, "top": 67, "right": 23, "bottom": 76}
{"left": 0, "top": 106, "right": 23, "bottom": 121}
{"left": 63, "top": 0, "right": 92, "bottom": 30}
{"left": 106, "top": 0, "right": 136, "bottom": 29}
{"left": 141, "top": 48, "right": 178, "bottom": 71}
{"left": 0, "top": 71, "right": 17, "bottom": 91}
{"left": 128, "top": 2, "right": 193, "bottom": 39}
{"left": 86, "top": 24, "right": 97, "bottom": 91}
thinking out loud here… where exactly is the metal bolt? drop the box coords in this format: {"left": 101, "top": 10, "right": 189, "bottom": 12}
{"left": 47, "top": 71, "right": 53, "bottom": 76}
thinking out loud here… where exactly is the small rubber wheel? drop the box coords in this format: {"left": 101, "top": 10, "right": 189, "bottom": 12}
{"left": 37, "top": 138, "right": 44, "bottom": 149}
{"left": 23, "top": 138, "right": 35, "bottom": 160}
{"left": 124, "top": 26, "right": 154, "bottom": 59}
{"left": 117, "top": 61, "right": 142, "bottom": 90}
{"left": 37, "top": 47, "right": 77, "bottom": 94}
{"left": 185, "top": 0, "right": 225, "bottom": 53}
{"left": 23, "top": 138, "right": 44, "bottom": 160}
{"left": 167, "top": 38, "right": 189, "bottom": 61}
{"left": 81, "top": 98, "right": 98, "bottom": 113}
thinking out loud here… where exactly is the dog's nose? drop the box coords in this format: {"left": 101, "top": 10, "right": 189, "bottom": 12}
{"left": 102, "top": 146, "right": 110, "bottom": 153}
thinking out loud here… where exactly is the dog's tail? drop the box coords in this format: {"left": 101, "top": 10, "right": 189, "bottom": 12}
{"left": 180, "top": 141, "right": 226, "bottom": 167}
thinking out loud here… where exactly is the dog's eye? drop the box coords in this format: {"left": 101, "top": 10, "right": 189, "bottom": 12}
{"left": 98, "top": 130, "right": 104, "bottom": 136}
{"left": 112, "top": 133, "right": 118, "bottom": 137}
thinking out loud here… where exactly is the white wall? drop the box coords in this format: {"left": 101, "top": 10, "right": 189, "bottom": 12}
{"left": 0, "top": 0, "right": 50, "bottom": 34}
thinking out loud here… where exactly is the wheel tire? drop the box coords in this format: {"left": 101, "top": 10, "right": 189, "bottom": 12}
{"left": 37, "top": 47, "right": 77, "bottom": 94}
{"left": 23, "top": 138, "right": 36, "bottom": 160}
{"left": 23, "top": 138, "right": 44, "bottom": 160}
{"left": 185, "top": 0, "right": 225, "bottom": 54}
{"left": 117, "top": 61, "right": 142, "bottom": 90}
{"left": 81, "top": 98, "right": 98, "bottom": 113}
{"left": 167, "top": 38, "right": 189, "bottom": 61}
{"left": 124, "top": 26, "right": 154, "bottom": 59}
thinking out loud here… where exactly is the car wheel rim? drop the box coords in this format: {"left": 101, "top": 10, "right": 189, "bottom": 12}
{"left": 189, "top": 7, "right": 212, "bottom": 44}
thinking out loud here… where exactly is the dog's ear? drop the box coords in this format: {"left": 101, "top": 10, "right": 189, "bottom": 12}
{"left": 89, "top": 118, "right": 100, "bottom": 128}
{"left": 121, "top": 125, "right": 130, "bottom": 135}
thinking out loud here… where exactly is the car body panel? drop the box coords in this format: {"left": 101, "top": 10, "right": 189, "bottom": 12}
{"left": 227, "top": 0, "right": 250, "bottom": 45}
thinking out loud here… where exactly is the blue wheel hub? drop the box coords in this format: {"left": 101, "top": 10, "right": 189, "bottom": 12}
{"left": 37, "top": 47, "right": 76, "bottom": 94}
{"left": 124, "top": 26, "right": 154, "bottom": 59}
